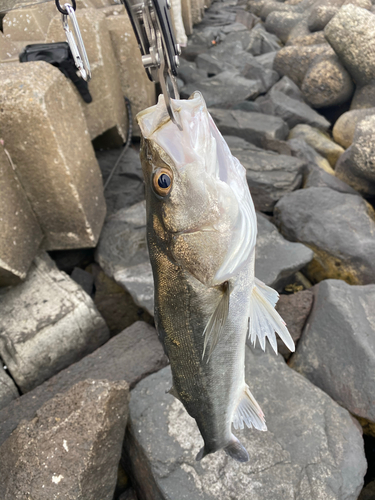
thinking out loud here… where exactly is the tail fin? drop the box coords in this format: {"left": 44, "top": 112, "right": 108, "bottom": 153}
{"left": 195, "top": 446, "right": 208, "bottom": 462}
{"left": 248, "top": 278, "right": 295, "bottom": 353}
{"left": 224, "top": 437, "right": 249, "bottom": 463}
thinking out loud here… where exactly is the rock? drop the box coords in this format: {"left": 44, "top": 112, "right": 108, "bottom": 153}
{"left": 273, "top": 44, "right": 334, "bottom": 87}
{"left": 181, "top": 0, "right": 193, "bottom": 36}
{"left": 190, "top": 0, "right": 203, "bottom": 24}
{"left": 358, "top": 481, "right": 375, "bottom": 500}
{"left": 47, "top": 8, "right": 128, "bottom": 142}
{"left": 289, "top": 124, "right": 344, "bottom": 167}
{"left": 351, "top": 82, "right": 375, "bottom": 110}
{"left": 0, "top": 31, "right": 18, "bottom": 62}
{"left": 0, "top": 365, "right": 18, "bottom": 411}
{"left": 324, "top": 4, "right": 375, "bottom": 87}
{"left": 254, "top": 50, "right": 278, "bottom": 70}
{"left": 265, "top": 11, "right": 305, "bottom": 43}
{"left": 0, "top": 61, "right": 106, "bottom": 250}
{"left": 125, "top": 346, "right": 366, "bottom": 500}
{"left": 246, "top": 23, "right": 281, "bottom": 56}
{"left": 232, "top": 101, "right": 261, "bottom": 113}
{"left": 335, "top": 115, "right": 375, "bottom": 195}
{"left": 209, "top": 108, "right": 289, "bottom": 148}
{"left": 304, "top": 168, "right": 359, "bottom": 195}
{"left": 290, "top": 279, "right": 375, "bottom": 424}
{"left": 235, "top": 10, "right": 259, "bottom": 30}
{"left": 308, "top": 5, "right": 338, "bottom": 32}
{"left": 48, "top": 248, "right": 95, "bottom": 275}
{"left": 226, "top": 136, "right": 305, "bottom": 211}
{"left": 0, "top": 251, "right": 110, "bottom": 393}
{"left": 255, "top": 212, "right": 314, "bottom": 290}
{"left": 2, "top": 2, "right": 55, "bottom": 42}
{"left": 70, "top": 267, "right": 95, "bottom": 296}
{"left": 0, "top": 321, "right": 167, "bottom": 448}
{"left": 258, "top": 89, "right": 331, "bottom": 131}
{"left": 195, "top": 52, "right": 235, "bottom": 76}
{"left": 271, "top": 75, "right": 304, "bottom": 101}
{"left": 288, "top": 138, "right": 334, "bottom": 174}
{"left": 286, "top": 30, "right": 326, "bottom": 46}
{"left": 301, "top": 54, "right": 354, "bottom": 108}
{"left": 96, "top": 147, "right": 145, "bottom": 216}
{"left": 0, "top": 144, "right": 43, "bottom": 287}
{"left": 233, "top": 55, "right": 280, "bottom": 94}
{"left": 114, "top": 262, "right": 154, "bottom": 317}
{"left": 333, "top": 107, "right": 375, "bottom": 148}
{"left": 260, "top": 0, "right": 296, "bottom": 21}
{"left": 178, "top": 58, "right": 208, "bottom": 84}
{"left": 0, "top": 379, "right": 129, "bottom": 500}
{"left": 274, "top": 187, "right": 375, "bottom": 285}
{"left": 105, "top": 13, "right": 156, "bottom": 137}
{"left": 275, "top": 289, "right": 314, "bottom": 358}
{"left": 181, "top": 72, "right": 260, "bottom": 108}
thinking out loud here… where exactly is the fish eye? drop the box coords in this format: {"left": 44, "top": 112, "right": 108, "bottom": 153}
{"left": 153, "top": 168, "right": 173, "bottom": 197}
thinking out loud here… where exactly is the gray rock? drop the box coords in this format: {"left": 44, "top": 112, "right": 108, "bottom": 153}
{"left": 0, "top": 365, "right": 18, "bottom": 411}
{"left": 227, "top": 136, "right": 305, "bottom": 211}
{"left": 258, "top": 89, "right": 331, "bottom": 130}
{"left": 255, "top": 212, "right": 314, "bottom": 290}
{"left": 246, "top": 23, "right": 281, "bottom": 56}
{"left": 308, "top": 5, "right": 338, "bottom": 32}
{"left": 274, "top": 187, "right": 375, "bottom": 285}
{"left": 181, "top": 72, "right": 260, "bottom": 108}
{"left": 333, "top": 107, "right": 375, "bottom": 148}
{"left": 358, "top": 481, "right": 375, "bottom": 500}
{"left": 232, "top": 100, "right": 261, "bottom": 113}
{"left": 275, "top": 289, "right": 314, "bottom": 358}
{"left": 0, "top": 379, "right": 129, "bottom": 500}
{"left": 271, "top": 76, "right": 304, "bottom": 102}
{"left": 0, "top": 321, "right": 168, "bottom": 448}
{"left": 115, "top": 261, "right": 154, "bottom": 316}
{"left": 96, "top": 147, "right": 145, "bottom": 216}
{"left": 0, "top": 252, "right": 109, "bottom": 393}
{"left": 195, "top": 52, "right": 235, "bottom": 76}
{"left": 125, "top": 346, "right": 366, "bottom": 500}
{"left": 288, "top": 138, "right": 334, "bottom": 174}
{"left": 70, "top": 267, "right": 95, "bottom": 296}
{"left": 301, "top": 54, "right": 354, "bottom": 109}
{"left": 260, "top": 0, "right": 297, "bottom": 21}
{"left": 265, "top": 11, "right": 305, "bottom": 43}
{"left": 254, "top": 50, "right": 278, "bottom": 70}
{"left": 304, "top": 168, "right": 359, "bottom": 195}
{"left": 209, "top": 108, "right": 289, "bottom": 148}
{"left": 241, "top": 60, "right": 280, "bottom": 95}
{"left": 178, "top": 58, "right": 208, "bottom": 84}
{"left": 350, "top": 81, "right": 375, "bottom": 110}
{"left": 290, "top": 279, "right": 375, "bottom": 423}
{"left": 324, "top": 4, "right": 375, "bottom": 87}
{"left": 335, "top": 114, "right": 375, "bottom": 195}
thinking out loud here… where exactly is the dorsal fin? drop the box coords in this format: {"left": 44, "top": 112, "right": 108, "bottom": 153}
{"left": 202, "top": 281, "right": 230, "bottom": 362}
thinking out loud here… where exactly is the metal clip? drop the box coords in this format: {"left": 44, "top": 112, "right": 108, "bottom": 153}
{"left": 61, "top": 3, "right": 91, "bottom": 82}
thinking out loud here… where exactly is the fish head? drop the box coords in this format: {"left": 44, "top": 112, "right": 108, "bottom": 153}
{"left": 138, "top": 92, "right": 257, "bottom": 286}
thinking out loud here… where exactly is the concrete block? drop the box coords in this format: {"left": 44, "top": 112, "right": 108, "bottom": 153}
{"left": 0, "top": 251, "right": 110, "bottom": 393}
{"left": 105, "top": 13, "right": 156, "bottom": 137}
{"left": 46, "top": 8, "right": 128, "bottom": 142}
{"left": 0, "top": 145, "right": 43, "bottom": 286}
{"left": 2, "top": 2, "right": 55, "bottom": 42}
{"left": 190, "top": 0, "right": 203, "bottom": 24}
{"left": 0, "top": 32, "right": 18, "bottom": 62}
{"left": 0, "top": 61, "right": 106, "bottom": 250}
{"left": 170, "top": 0, "right": 187, "bottom": 46}
{"left": 181, "top": 0, "right": 193, "bottom": 36}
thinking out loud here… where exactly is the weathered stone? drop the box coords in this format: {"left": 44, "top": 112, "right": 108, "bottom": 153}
{"left": 273, "top": 44, "right": 334, "bottom": 86}
{"left": 286, "top": 18, "right": 311, "bottom": 45}
{"left": 351, "top": 81, "right": 375, "bottom": 110}
{"left": 301, "top": 54, "right": 354, "bottom": 108}
{"left": 0, "top": 251, "right": 110, "bottom": 393}
{"left": 260, "top": 0, "right": 296, "bottom": 21}
{"left": 275, "top": 289, "right": 314, "bottom": 358}
{"left": 0, "top": 145, "right": 43, "bottom": 286}
{"left": 0, "top": 365, "right": 18, "bottom": 411}
{"left": 47, "top": 8, "right": 128, "bottom": 142}
{"left": 0, "top": 31, "right": 18, "bottom": 61}
{"left": 274, "top": 187, "right": 375, "bottom": 285}
{"left": 0, "top": 379, "right": 129, "bottom": 500}
{"left": 258, "top": 89, "right": 331, "bottom": 130}
{"left": 333, "top": 107, "right": 375, "bottom": 148}
{"left": 240, "top": 58, "right": 280, "bottom": 94}
{"left": 232, "top": 100, "right": 261, "bottom": 113}
{"left": 181, "top": 71, "right": 260, "bottom": 108}
{"left": 190, "top": 0, "right": 203, "bottom": 24}
{"left": 226, "top": 135, "right": 305, "bottom": 211}
{"left": 285, "top": 30, "right": 326, "bottom": 46}
{"left": 96, "top": 147, "right": 145, "bottom": 216}
{"left": 254, "top": 50, "right": 278, "bottom": 70}
{"left": 325, "top": 4, "right": 375, "bottom": 87}
{"left": 290, "top": 280, "right": 375, "bottom": 424}
{"left": 70, "top": 267, "right": 95, "bottom": 296}
{"left": 358, "top": 481, "right": 375, "bottom": 500}
{"left": 0, "top": 321, "right": 167, "bottom": 448}
{"left": 265, "top": 11, "right": 305, "bottom": 43}
{"left": 271, "top": 75, "right": 304, "bottom": 101}
{"left": 106, "top": 14, "right": 156, "bottom": 137}
{"left": 195, "top": 51, "right": 235, "bottom": 76}
{"left": 0, "top": 62, "right": 106, "bottom": 250}
{"left": 2, "top": 2, "right": 55, "bottom": 42}
{"left": 246, "top": 23, "right": 281, "bottom": 56}
{"left": 126, "top": 345, "right": 366, "bottom": 500}
{"left": 289, "top": 124, "right": 344, "bottom": 167}
{"left": 209, "top": 108, "right": 289, "bottom": 147}
{"left": 255, "top": 212, "right": 314, "bottom": 290}
{"left": 181, "top": 0, "right": 193, "bottom": 36}
{"left": 178, "top": 58, "right": 208, "bottom": 84}
{"left": 288, "top": 137, "right": 334, "bottom": 174}
{"left": 308, "top": 5, "right": 338, "bottom": 32}
{"left": 235, "top": 10, "right": 259, "bottom": 30}
{"left": 335, "top": 115, "right": 375, "bottom": 195}
{"left": 304, "top": 167, "right": 359, "bottom": 195}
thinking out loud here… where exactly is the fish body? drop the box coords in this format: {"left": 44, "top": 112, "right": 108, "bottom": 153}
{"left": 137, "top": 92, "right": 294, "bottom": 462}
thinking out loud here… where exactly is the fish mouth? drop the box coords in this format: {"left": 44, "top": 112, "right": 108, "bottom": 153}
{"left": 173, "top": 225, "right": 217, "bottom": 236}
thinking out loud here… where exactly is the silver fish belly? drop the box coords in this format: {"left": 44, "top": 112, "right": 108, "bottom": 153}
{"left": 137, "top": 92, "right": 294, "bottom": 462}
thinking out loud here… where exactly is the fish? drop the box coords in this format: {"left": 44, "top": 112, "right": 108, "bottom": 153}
{"left": 137, "top": 91, "right": 295, "bottom": 463}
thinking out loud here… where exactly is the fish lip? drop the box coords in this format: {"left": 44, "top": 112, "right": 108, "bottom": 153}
{"left": 173, "top": 225, "right": 217, "bottom": 236}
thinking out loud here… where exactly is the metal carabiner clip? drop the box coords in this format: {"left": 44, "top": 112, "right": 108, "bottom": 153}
{"left": 58, "top": 1, "right": 91, "bottom": 82}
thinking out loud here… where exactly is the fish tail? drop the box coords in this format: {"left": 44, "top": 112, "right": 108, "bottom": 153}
{"left": 224, "top": 436, "right": 249, "bottom": 463}
{"left": 248, "top": 278, "right": 295, "bottom": 353}
{"left": 195, "top": 446, "right": 208, "bottom": 461}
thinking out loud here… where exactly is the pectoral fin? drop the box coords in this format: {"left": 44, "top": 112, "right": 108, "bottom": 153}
{"left": 248, "top": 278, "right": 295, "bottom": 353}
{"left": 202, "top": 281, "right": 230, "bottom": 362}
{"left": 233, "top": 385, "right": 267, "bottom": 432}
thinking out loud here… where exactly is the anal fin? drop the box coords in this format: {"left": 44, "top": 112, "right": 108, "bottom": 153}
{"left": 202, "top": 281, "right": 230, "bottom": 362}
{"left": 167, "top": 386, "right": 181, "bottom": 401}
{"left": 233, "top": 385, "right": 267, "bottom": 432}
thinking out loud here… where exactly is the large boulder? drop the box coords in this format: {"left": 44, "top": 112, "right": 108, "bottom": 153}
{"left": 333, "top": 107, "right": 375, "bottom": 149}
{"left": 350, "top": 81, "right": 375, "bottom": 110}
{"left": 288, "top": 138, "right": 334, "bottom": 174}
{"left": 290, "top": 279, "right": 375, "bottom": 424}
{"left": 308, "top": 5, "right": 338, "bottom": 32}
{"left": 125, "top": 346, "right": 366, "bottom": 500}
{"left": 265, "top": 11, "right": 305, "bottom": 43}
{"left": 304, "top": 168, "right": 359, "bottom": 195}
{"left": 274, "top": 187, "right": 375, "bottom": 285}
{"left": 0, "top": 379, "right": 129, "bottom": 500}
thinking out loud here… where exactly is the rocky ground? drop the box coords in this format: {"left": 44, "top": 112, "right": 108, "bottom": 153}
{"left": 1, "top": 0, "right": 375, "bottom": 499}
